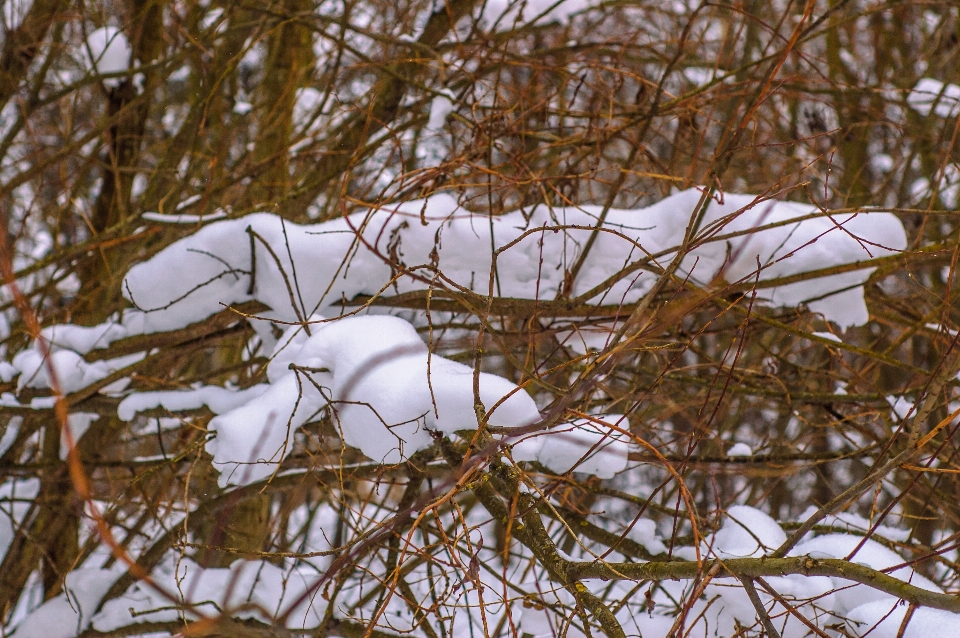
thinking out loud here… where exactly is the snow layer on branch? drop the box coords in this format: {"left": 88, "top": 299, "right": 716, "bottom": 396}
{"left": 848, "top": 601, "right": 960, "bottom": 638}
{"left": 116, "top": 383, "right": 269, "bottom": 421}
{"left": 0, "top": 315, "right": 148, "bottom": 400}
{"left": 26, "top": 500, "right": 960, "bottom": 638}
{"left": 908, "top": 78, "right": 960, "bottom": 119}
{"left": 12, "top": 566, "right": 124, "bottom": 638}
{"left": 511, "top": 417, "right": 631, "bottom": 478}
{"left": 0, "top": 478, "right": 38, "bottom": 559}
{"left": 708, "top": 505, "right": 787, "bottom": 558}
{"left": 689, "top": 507, "right": 958, "bottom": 637}
{"left": 119, "top": 188, "right": 906, "bottom": 336}
{"left": 789, "top": 534, "right": 942, "bottom": 614}
{"left": 11, "top": 347, "right": 142, "bottom": 394}
{"left": 91, "top": 557, "right": 326, "bottom": 631}
{"left": 207, "top": 371, "right": 328, "bottom": 486}
{"left": 19, "top": 189, "right": 906, "bottom": 482}
{"left": 726, "top": 442, "right": 752, "bottom": 456}
{"left": 141, "top": 210, "right": 228, "bottom": 224}
{"left": 480, "top": 0, "right": 598, "bottom": 29}
{"left": 39, "top": 321, "right": 129, "bottom": 355}
{"left": 625, "top": 518, "right": 668, "bottom": 555}
{"left": 794, "top": 505, "right": 911, "bottom": 542}
{"left": 426, "top": 89, "right": 456, "bottom": 132}
{"left": 206, "top": 315, "right": 540, "bottom": 486}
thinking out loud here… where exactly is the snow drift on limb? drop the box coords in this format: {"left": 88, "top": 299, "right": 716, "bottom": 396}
{"left": 205, "top": 315, "right": 540, "bottom": 486}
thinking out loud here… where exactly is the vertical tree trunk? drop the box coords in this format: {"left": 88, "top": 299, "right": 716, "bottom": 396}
{"left": 51, "top": 0, "right": 166, "bottom": 597}
{"left": 80, "top": 2, "right": 165, "bottom": 318}
{"left": 0, "top": 0, "right": 67, "bottom": 107}
{"left": 248, "top": 0, "right": 314, "bottom": 214}
{"left": 197, "top": 0, "right": 314, "bottom": 563}
{"left": 825, "top": 2, "right": 872, "bottom": 208}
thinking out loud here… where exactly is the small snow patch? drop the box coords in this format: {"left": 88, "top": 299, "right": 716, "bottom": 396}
{"left": 726, "top": 442, "right": 752, "bottom": 457}
{"left": 812, "top": 331, "right": 842, "bottom": 343}
{"left": 84, "top": 26, "right": 132, "bottom": 88}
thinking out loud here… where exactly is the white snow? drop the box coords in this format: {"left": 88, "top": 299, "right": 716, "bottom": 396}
{"left": 84, "top": 26, "right": 132, "bottom": 89}
{"left": 682, "top": 67, "right": 720, "bottom": 87}
{"left": 0, "top": 417, "right": 19, "bottom": 457}
{"left": 200, "top": 6, "right": 225, "bottom": 32}
{"left": 11, "top": 348, "right": 143, "bottom": 395}
{"left": 0, "top": 13, "right": 952, "bottom": 638}
{"left": 141, "top": 210, "right": 228, "bottom": 224}
{"left": 0, "top": 393, "right": 22, "bottom": 407}
{"left": 91, "top": 557, "right": 325, "bottom": 631}
{"left": 2, "top": 0, "right": 31, "bottom": 31}
{"left": 683, "top": 508, "right": 960, "bottom": 637}
{"left": 1, "top": 183, "right": 919, "bottom": 637}
{"left": 812, "top": 330, "right": 842, "bottom": 343}
{"left": 60, "top": 412, "right": 99, "bottom": 460}
{"left": 12, "top": 566, "right": 124, "bottom": 638}
{"left": 426, "top": 89, "right": 456, "bottom": 132}
{"left": 794, "top": 506, "right": 911, "bottom": 543}
{"left": 709, "top": 505, "right": 786, "bottom": 558}
{"left": 206, "top": 315, "right": 540, "bottom": 486}
{"left": 0, "top": 478, "right": 39, "bottom": 560}
{"left": 908, "top": 78, "right": 960, "bottom": 119}
{"left": 0, "top": 361, "right": 15, "bottom": 382}
{"left": 207, "top": 371, "right": 327, "bottom": 486}
{"left": 294, "top": 87, "right": 324, "bottom": 135}
{"left": 887, "top": 394, "right": 915, "bottom": 421}
{"left": 115, "top": 189, "right": 905, "bottom": 337}
{"left": 847, "top": 600, "right": 960, "bottom": 638}
{"left": 789, "top": 534, "right": 941, "bottom": 614}
{"left": 625, "top": 518, "right": 668, "bottom": 555}
{"left": 12, "top": 188, "right": 906, "bottom": 488}
{"left": 116, "top": 383, "right": 269, "bottom": 421}
{"left": 726, "top": 442, "right": 752, "bottom": 456}
{"left": 480, "top": 0, "right": 599, "bottom": 29}
{"left": 40, "top": 322, "right": 128, "bottom": 355}
{"left": 511, "top": 417, "right": 631, "bottom": 478}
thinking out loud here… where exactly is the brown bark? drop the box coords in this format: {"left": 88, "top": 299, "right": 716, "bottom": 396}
{"left": 247, "top": 0, "right": 314, "bottom": 210}
{"left": 0, "top": 0, "right": 67, "bottom": 107}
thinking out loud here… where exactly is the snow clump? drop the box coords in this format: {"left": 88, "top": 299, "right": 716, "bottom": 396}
{"left": 115, "top": 188, "right": 906, "bottom": 336}
{"left": 6, "top": 189, "right": 907, "bottom": 486}
{"left": 83, "top": 26, "right": 132, "bottom": 88}
{"left": 908, "top": 78, "right": 960, "bottom": 119}
{"left": 207, "top": 315, "right": 542, "bottom": 486}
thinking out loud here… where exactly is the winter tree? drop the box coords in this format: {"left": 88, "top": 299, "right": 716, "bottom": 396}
{"left": 1, "top": 1, "right": 960, "bottom": 636}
